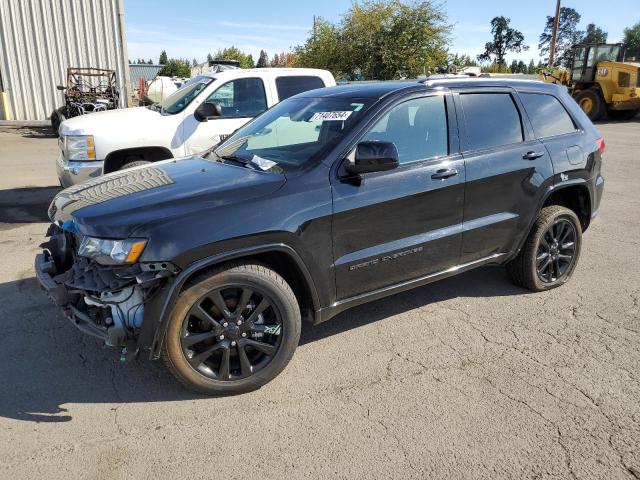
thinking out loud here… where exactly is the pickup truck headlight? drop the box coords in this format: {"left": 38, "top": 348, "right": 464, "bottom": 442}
{"left": 78, "top": 237, "right": 147, "bottom": 265}
{"left": 64, "top": 135, "right": 96, "bottom": 160}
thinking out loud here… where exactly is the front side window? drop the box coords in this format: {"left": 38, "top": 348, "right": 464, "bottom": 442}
{"left": 520, "top": 93, "right": 577, "bottom": 138}
{"left": 159, "top": 76, "right": 213, "bottom": 114}
{"left": 275, "top": 76, "right": 326, "bottom": 101}
{"left": 361, "top": 95, "right": 448, "bottom": 164}
{"left": 460, "top": 93, "right": 523, "bottom": 151}
{"left": 206, "top": 78, "right": 267, "bottom": 118}
{"left": 211, "top": 97, "right": 374, "bottom": 172}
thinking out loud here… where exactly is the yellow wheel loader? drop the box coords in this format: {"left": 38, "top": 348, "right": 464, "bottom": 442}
{"left": 541, "top": 43, "right": 640, "bottom": 121}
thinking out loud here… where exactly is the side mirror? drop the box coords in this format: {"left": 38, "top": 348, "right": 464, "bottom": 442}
{"left": 194, "top": 102, "right": 222, "bottom": 122}
{"left": 345, "top": 141, "right": 399, "bottom": 175}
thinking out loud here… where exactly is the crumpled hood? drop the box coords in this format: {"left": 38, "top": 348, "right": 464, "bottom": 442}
{"left": 48, "top": 156, "right": 286, "bottom": 238}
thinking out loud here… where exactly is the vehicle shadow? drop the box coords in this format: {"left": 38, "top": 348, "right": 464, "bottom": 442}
{"left": 0, "top": 266, "right": 526, "bottom": 422}
{"left": 0, "top": 186, "right": 61, "bottom": 223}
{"left": 595, "top": 114, "right": 640, "bottom": 125}
{"left": 300, "top": 266, "right": 527, "bottom": 345}
{"left": 0, "top": 125, "right": 58, "bottom": 138}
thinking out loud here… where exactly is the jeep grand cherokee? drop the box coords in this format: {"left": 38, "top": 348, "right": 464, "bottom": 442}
{"left": 36, "top": 78, "right": 605, "bottom": 395}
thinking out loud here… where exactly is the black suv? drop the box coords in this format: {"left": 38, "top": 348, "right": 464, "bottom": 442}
{"left": 36, "top": 78, "right": 605, "bottom": 395}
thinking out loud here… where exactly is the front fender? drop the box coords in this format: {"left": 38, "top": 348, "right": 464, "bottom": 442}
{"left": 140, "top": 243, "right": 321, "bottom": 360}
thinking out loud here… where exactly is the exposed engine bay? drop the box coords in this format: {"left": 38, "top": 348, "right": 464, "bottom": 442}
{"left": 36, "top": 224, "right": 178, "bottom": 352}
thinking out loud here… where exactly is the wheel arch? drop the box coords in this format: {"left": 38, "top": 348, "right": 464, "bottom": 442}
{"left": 103, "top": 146, "right": 173, "bottom": 173}
{"left": 144, "top": 243, "right": 321, "bottom": 360}
{"left": 506, "top": 181, "right": 592, "bottom": 263}
{"left": 541, "top": 183, "right": 592, "bottom": 232}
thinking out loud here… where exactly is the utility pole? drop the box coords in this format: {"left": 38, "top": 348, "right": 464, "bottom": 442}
{"left": 313, "top": 15, "right": 317, "bottom": 42}
{"left": 548, "top": 0, "right": 561, "bottom": 66}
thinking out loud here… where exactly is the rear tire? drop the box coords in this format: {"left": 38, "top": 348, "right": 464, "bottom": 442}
{"left": 118, "top": 160, "right": 151, "bottom": 170}
{"left": 506, "top": 206, "right": 582, "bottom": 292}
{"left": 162, "top": 262, "right": 301, "bottom": 395}
{"left": 574, "top": 89, "right": 604, "bottom": 121}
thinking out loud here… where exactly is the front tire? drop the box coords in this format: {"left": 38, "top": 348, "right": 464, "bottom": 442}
{"left": 119, "top": 160, "right": 151, "bottom": 170}
{"left": 162, "top": 262, "right": 301, "bottom": 395}
{"left": 506, "top": 206, "right": 582, "bottom": 292}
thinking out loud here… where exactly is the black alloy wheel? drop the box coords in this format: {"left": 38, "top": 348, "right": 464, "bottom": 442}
{"left": 535, "top": 218, "right": 577, "bottom": 283}
{"left": 181, "top": 285, "right": 283, "bottom": 381}
{"left": 162, "top": 262, "right": 301, "bottom": 395}
{"left": 506, "top": 205, "right": 582, "bottom": 292}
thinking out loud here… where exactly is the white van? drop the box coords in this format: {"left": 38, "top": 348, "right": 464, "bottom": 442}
{"left": 56, "top": 68, "right": 336, "bottom": 187}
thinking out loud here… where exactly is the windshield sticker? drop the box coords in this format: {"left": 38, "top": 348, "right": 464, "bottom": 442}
{"left": 310, "top": 111, "right": 353, "bottom": 122}
{"left": 251, "top": 155, "right": 278, "bottom": 171}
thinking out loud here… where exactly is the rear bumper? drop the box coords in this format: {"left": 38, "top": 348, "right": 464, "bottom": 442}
{"left": 56, "top": 154, "right": 104, "bottom": 188}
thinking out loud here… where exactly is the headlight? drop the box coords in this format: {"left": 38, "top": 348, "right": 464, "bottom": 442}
{"left": 78, "top": 237, "right": 147, "bottom": 265}
{"left": 64, "top": 135, "right": 96, "bottom": 160}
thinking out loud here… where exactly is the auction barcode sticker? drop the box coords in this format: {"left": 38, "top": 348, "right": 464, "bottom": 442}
{"left": 310, "top": 111, "right": 353, "bottom": 121}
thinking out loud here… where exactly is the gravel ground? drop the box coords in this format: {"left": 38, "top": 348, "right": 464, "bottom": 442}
{"left": 0, "top": 121, "right": 638, "bottom": 479}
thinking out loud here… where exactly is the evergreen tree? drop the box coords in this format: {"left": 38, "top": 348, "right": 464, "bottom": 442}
{"left": 257, "top": 50, "right": 269, "bottom": 68}
{"left": 159, "top": 50, "right": 168, "bottom": 65}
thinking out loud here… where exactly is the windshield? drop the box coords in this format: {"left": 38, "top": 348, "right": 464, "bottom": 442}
{"left": 594, "top": 45, "right": 622, "bottom": 63}
{"left": 211, "top": 96, "right": 375, "bottom": 172}
{"left": 159, "top": 76, "right": 214, "bottom": 114}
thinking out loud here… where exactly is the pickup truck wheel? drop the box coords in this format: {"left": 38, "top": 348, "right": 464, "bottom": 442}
{"left": 119, "top": 160, "right": 151, "bottom": 170}
{"left": 162, "top": 262, "right": 301, "bottom": 395}
{"left": 506, "top": 206, "right": 582, "bottom": 292}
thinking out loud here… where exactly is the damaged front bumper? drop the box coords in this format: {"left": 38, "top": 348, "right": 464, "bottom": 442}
{"left": 35, "top": 225, "right": 179, "bottom": 355}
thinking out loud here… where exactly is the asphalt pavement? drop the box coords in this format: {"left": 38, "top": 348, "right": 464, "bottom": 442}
{"left": 0, "top": 121, "right": 638, "bottom": 479}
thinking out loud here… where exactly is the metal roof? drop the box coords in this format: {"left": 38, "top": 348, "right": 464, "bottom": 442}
{"left": 129, "top": 64, "right": 164, "bottom": 85}
{"left": 0, "top": 0, "right": 130, "bottom": 121}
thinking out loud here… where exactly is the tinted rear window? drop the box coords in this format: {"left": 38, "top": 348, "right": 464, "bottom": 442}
{"left": 276, "top": 76, "right": 325, "bottom": 101}
{"left": 519, "top": 93, "right": 577, "bottom": 138}
{"left": 460, "top": 93, "right": 523, "bottom": 151}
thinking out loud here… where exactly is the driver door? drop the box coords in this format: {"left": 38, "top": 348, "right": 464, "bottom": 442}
{"left": 183, "top": 77, "right": 269, "bottom": 155}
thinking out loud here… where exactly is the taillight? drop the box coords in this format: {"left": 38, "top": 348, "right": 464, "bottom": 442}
{"left": 596, "top": 137, "right": 605, "bottom": 156}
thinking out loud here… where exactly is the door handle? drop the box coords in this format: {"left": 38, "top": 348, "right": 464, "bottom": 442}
{"left": 431, "top": 168, "right": 458, "bottom": 180}
{"left": 523, "top": 151, "right": 545, "bottom": 160}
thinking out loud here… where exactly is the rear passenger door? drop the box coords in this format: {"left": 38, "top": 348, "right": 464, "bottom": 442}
{"left": 517, "top": 91, "right": 583, "bottom": 176}
{"left": 455, "top": 89, "right": 554, "bottom": 263}
{"left": 274, "top": 75, "right": 326, "bottom": 101}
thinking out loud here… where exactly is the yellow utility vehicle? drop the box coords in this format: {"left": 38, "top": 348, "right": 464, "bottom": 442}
{"left": 541, "top": 43, "right": 640, "bottom": 121}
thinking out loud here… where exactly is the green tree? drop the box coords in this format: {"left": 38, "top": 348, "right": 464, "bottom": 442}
{"left": 582, "top": 23, "right": 608, "bottom": 44}
{"left": 206, "top": 53, "right": 214, "bottom": 64}
{"left": 294, "top": 0, "right": 451, "bottom": 80}
{"left": 192, "top": 58, "right": 198, "bottom": 67}
{"left": 158, "top": 59, "right": 191, "bottom": 77}
{"left": 159, "top": 50, "right": 168, "bottom": 65}
{"left": 257, "top": 50, "right": 269, "bottom": 68}
{"left": 509, "top": 59, "right": 518, "bottom": 72}
{"left": 449, "top": 53, "right": 477, "bottom": 69}
{"left": 528, "top": 59, "right": 535, "bottom": 74}
{"left": 539, "top": 7, "right": 583, "bottom": 67}
{"left": 623, "top": 22, "right": 640, "bottom": 59}
{"left": 213, "top": 46, "right": 255, "bottom": 68}
{"left": 478, "top": 17, "right": 528, "bottom": 66}
{"left": 517, "top": 60, "right": 526, "bottom": 73}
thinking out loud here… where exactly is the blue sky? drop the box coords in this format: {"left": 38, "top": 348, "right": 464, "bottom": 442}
{"left": 125, "top": 0, "right": 637, "bottom": 65}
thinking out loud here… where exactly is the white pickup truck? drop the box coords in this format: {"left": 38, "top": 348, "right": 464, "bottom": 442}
{"left": 57, "top": 68, "right": 336, "bottom": 187}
